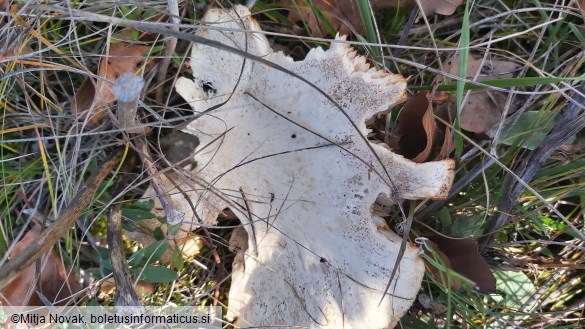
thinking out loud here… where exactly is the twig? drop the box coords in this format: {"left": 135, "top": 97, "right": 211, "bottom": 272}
{"left": 155, "top": 0, "right": 180, "bottom": 103}
{"left": 135, "top": 137, "right": 185, "bottom": 225}
{"left": 113, "top": 73, "right": 146, "bottom": 134}
{"left": 108, "top": 204, "right": 142, "bottom": 308}
{"left": 113, "top": 73, "right": 185, "bottom": 225}
{"left": 0, "top": 150, "right": 123, "bottom": 291}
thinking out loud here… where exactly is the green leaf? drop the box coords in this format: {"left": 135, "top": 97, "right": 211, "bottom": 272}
{"left": 131, "top": 266, "right": 179, "bottom": 283}
{"left": 94, "top": 246, "right": 110, "bottom": 262}
{"left": 128, "top": 240, "right": 169, "bottom": 267}
{"left": 0, "top": 229, "right": 7, "bottom": 258}
{"left": 450, "top": 213, "right": 485, "bottom": 237}
{"left": 439, "top": 207, "right": 452, "bottom": 232}
{"left": 121, "top": 220, "right": 135, "bottom": 232}
{"left": 538, "top": 215, "right": 566, "bottom": 232}
{"left": 171, "top": 248, "right": 184, "bottom": 271}
{"left": 153, "top": 226, "right": 165, "bottom": 240}
{"left": 121, "top": 208, "right": 155, "bottom": 221}
{"left": 124, "top": 200, "right": 154, "bottom": 211}
{"left": 92, "top": 267, "right": 112, "bottom": 280}
{"left": 534, "top": 160, "right": 585, "bottom": 181}
{"left": 498, "top": 111, "right": 575, "bottom": 150}
{"left": 492, "top": 270, "right": 537, "bottom": 310}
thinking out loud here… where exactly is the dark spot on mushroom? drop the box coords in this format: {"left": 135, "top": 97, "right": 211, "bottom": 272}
{"left": 202, "top": 81, "right": 217, "bottom": 95}
{"left": 291, "top": 134, "right": 297, "bottom": 139}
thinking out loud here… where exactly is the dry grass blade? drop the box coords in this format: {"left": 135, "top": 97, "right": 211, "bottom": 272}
{"left": 155, "top": 0, "right": 180, "bottom": 103}
{"left": 0, "top": 150, "right": 123, "bottom": 292}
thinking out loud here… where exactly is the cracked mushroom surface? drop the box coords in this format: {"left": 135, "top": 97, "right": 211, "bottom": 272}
{"left": 171, "top": 5, "right": 455, "bottom": 328}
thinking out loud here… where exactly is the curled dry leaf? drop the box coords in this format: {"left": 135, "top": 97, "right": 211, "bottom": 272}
{"left": 439, "top": 55, "right": 520, "bottom": 134}
{"left": 163, "top": 5, "right": 455, "bottom": 328}
{"left": 286, "top": 0, "right": 463, "bottom": 36}
{"left": 72, "top": 42, "right": 150, "bottom": 125}
{"left": 397, "top": 91, "right": 454, "bottom": 162}
{"left": 1, "top": 224, "right": 82, "bottom": 306}
{"left": 398, "top": 91, "right": 436, "bottom": 162}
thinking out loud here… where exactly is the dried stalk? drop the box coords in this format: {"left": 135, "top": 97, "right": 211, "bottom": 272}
{"left": 155, "top": 0, "right": 180, "bottom": 103}
{"left": 108, "top": 204, "right": 142, "bottom": 308}
{"left": 114, "top": 72, "right": 185, "bottom": 225}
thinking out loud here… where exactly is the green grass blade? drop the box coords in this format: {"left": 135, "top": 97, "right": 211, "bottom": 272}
{"left": 356, "top": 0, "right": 381, "bottom": 60}
{"left": 454, "top": 1, "right": 471, "bottom": 159}
{"left": 411, "top": 76, "right": 585, "bottom": 91}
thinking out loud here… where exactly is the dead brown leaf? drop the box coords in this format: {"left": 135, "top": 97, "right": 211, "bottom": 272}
{"left": 1, "top": 224, "right": 82, "bottom": 306}
{"left": 397, "top": 91, "right": 455, "bottom": 162}
{"left": 433, "top": 95, "right": 456, "bottom": 159}
{"left": 399, "top": 91, "right": 436, "bottom": 162}
{"left": 439, "top": 55, "right": 520, "bottom": 134}
{"left": 0, "top": 0, "right": 11, "bottom": 12}
{"left": 428, "top": 235, "right": 496, "bottom": 293}
{"left": 551, "top": 136, "right": 585, "bottom": 162}
{"left": 0, "top": 45, "right": 33, "bottom": 72}
{"left": 286, "top": 0, "right": 362, "bottom": 36}
{"left": 72, "top": 42, "right": 150, "bottom": 125}
{"left": 423, "top": 239, "right": 462, "bottom": 290}
{"left": 405, "top": 0, "right": 464, "bottom": 16}
{"left": 286, "top": 0, "right": 463, "bottom": 36}
{"left": 99, "top": 277, "right": 156, "bottom": 300}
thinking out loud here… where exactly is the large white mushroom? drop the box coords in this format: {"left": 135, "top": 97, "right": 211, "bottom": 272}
{"left": 170, "top": 5, "right": 455, "bottom": 328}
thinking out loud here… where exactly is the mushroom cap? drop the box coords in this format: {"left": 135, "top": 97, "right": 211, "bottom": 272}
{"left": 172, "top": 5, "right": 455, "bottom": 328}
